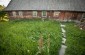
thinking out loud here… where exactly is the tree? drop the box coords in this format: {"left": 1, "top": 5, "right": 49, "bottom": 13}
{"left": 0, "top": 5, "right": 8, "bottom": 21}
{"left": 0, "top": 5, "right": 5, "bottom": 11}
{"left": 0, "top": 11, "right": 6, "bottom": 21}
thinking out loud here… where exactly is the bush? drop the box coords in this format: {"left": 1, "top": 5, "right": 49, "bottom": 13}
{"left": 0, "top": 11, "right": 9, "bottom": 21}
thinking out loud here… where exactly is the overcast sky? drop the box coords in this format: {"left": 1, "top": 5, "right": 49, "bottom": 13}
{"left": 0, "top": 0, "right": 11, "bottom": 6}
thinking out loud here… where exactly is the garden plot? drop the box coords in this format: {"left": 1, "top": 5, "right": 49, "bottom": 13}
{"left": 0, "top": 19, "right": 62, "bottom": 55}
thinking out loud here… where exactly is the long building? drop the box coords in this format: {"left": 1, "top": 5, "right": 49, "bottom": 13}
{"left": 4, "top": 0, "right": 85, "bottom": 20}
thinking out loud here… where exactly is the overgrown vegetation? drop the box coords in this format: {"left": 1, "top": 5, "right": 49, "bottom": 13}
{"left": 0, "top": 11, "right": 9, "bottom": 21}
{"left": 0, "top": 5, "right": 9, "bottom": 21}
{"left": 0, "top": 5, "right": 5, "bottom": 11}
{"left": 0, "top": 19, "right": 62, "bottom": 55}
{"left": 65, "top": 22, "right": 85, "bottom": 55}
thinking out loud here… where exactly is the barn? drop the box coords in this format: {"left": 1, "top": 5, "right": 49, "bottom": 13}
{"left": 4, "top": 0, "right": 85, "bottom": 20}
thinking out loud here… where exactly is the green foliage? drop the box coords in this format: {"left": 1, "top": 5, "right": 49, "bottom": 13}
{"left": 65, "top": 22, "right": 85, "bottom": 55}
{"left": 0, "top": 5, "right": 5, "bottom": 11}
{"left": 0, "top": 19, "right": 62, "bottom": 55}
{"left": 0, "top": 11, "right": 9, "bottom": 21}
{"left": 0, "top": 11, "right": 6, "bottom": 17}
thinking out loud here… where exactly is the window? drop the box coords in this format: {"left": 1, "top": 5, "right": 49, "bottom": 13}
{"left": 42, "top": 11, "right": 47, "bottom": 17}
{"left": 12, "top": 11, "right": 16, "bottom": 17}
{"left": 82, "top": 13, "right": 85, "bottom": 18}
{"left": 19, "top": 11, "right": 23, "bottom": 16}
{"left": 54, "top": 11, "right": 60, "bottom": 17}
{"left": 33, "top": 11, "right": 37, "bottom": 17}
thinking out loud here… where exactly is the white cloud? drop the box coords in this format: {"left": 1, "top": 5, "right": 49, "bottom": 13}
{"left": 0, "top": 0, "right": 11, "bottom": 6}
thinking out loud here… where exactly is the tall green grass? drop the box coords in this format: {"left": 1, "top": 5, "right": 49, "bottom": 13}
{"left": 0, "top": 19, "right": 62, "bottom": 55}
{"left": 65, "top": 22, "right": 85, "bottom": 55}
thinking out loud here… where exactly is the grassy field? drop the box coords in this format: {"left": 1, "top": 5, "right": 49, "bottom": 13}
{"left": 64, "top": 22, "right": 85, "bottom": 55}
{"left": 0, "top": 19, "right": 62, "bottom": 55}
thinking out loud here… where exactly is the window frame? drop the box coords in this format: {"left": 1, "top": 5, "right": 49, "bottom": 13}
{"left": 42, "top": 11, "right": 47, "bottom": 17}
{"left": 12, "top": 11, "right": 16, "bottom": 17}
{"left": 54, "top": 11, "right": 60, "bottom": 17}
{"left": 19, "top": 11, "right": 23, "bottom": 16}
{"left": 82, "top": 13, "right": 85, "bottom": 18}
{"left": 33, "top": 11, "right": 37, "bottom": 17}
